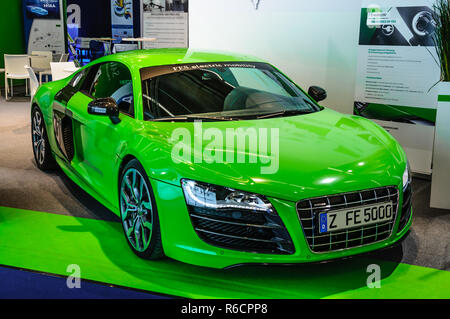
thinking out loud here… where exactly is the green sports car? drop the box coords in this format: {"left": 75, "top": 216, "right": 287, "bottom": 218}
{"left": 31, "top": 48, "right": 412, "bottom": 268}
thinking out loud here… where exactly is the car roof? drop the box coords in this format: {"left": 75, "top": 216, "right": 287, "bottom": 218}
{"left": 94, "top": 48, "right": 267, "bottom": 71}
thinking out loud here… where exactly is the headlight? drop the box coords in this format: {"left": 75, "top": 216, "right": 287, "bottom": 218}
{"left": 181, "top": 179, "right": 274, "bottom": 214}
{"left": 181, "top": 179, "right": 294, "bottom": 254}
{"left": 402, "top": 162, "right": 411, "bottom": 190}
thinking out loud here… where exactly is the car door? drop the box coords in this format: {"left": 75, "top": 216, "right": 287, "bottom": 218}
{"left": 51, "top": 68, "right": 90, "bottom": 163}
{"left": 65, "top": 61, "right": 136, "bottom": 202}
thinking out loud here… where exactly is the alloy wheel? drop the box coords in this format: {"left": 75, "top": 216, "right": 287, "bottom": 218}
{"left": 32, "top": 111, "right": 45, "bottom": 165}
{"left": 120, "top": 168, "right": 154, "bottom": 252}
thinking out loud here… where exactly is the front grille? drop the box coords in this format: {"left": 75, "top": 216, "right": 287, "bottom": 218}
{"left": 188, "top": 208, "right": 295, "bottom": 255}
{"left": 296, "top": 186, "right": 399, "bottom": 253}
{"left": 398, "top": 183, "right": 412, "bottom": 232}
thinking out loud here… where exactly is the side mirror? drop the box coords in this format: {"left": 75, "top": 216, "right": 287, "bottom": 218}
{"left": 308, "top": 86, "right": 327, "bottom": 102}
{"left": 87, "top": 97, "right": 121, "bottom": 124}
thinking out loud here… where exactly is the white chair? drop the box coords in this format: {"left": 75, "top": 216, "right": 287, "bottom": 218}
{"left": 24, "top": 66, "right": 39, "bottom": 97}
{"left": 4, "top": 54, "right": 30, "bottom": 100}
{"left": 31, "top": 51, "right": 52, "bottom": 85}
{"left": 50, "top": 62, "right": 78, "bottom": 81}
{"left": 0, "top": 68, "right": 4, "bottom": 97}
{"left": 38, "top": 52, "right": 61, "bottom": 82}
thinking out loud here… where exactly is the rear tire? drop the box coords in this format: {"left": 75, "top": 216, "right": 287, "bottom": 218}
{"left": 31, "top": 105, "right": 56, "bottom": 171}
{"left": 119, "top": 159, "right": 164, "bottom": 260}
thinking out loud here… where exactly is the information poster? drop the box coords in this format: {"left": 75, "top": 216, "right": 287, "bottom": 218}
{"left": 141, "top": 0, "right": 188, "bottom": 48}
{"left": 23, "top": 0, "right": 66, "bottom": 54}
{"left": 111, "top": 0, "right": 134, "bottom": 39}
{"left": 354, "top": 0, "right": 440, "bottom": 126}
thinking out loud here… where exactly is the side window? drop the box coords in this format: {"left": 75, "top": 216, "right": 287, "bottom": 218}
{"left": 55, "top": 68, "right": 90, "bottom": 104}
{"left": 69, "top": 68, "right": 88, "bottom": 90}
{"left": 88, "top": 62, "right": 134, "bottom": 117}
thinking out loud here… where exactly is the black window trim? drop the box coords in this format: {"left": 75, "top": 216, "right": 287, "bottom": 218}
{"left": 79, "top": 61, "right": 136, "bottom": 119}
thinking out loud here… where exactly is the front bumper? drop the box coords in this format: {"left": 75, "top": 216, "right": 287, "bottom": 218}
{"left": 153, "top": 179, "right": 413, "bottom": 269}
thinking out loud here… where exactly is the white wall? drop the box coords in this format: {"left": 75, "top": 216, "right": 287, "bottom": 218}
{"left": 189, "top": 0, "right": 439, "bottom": 175}
{"left": 189, "top": 0, "right": 362, "bottom": 114}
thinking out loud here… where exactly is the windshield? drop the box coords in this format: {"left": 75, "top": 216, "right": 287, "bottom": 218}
{"left": 140, "top": 62, "right": 321, "bottom": 121}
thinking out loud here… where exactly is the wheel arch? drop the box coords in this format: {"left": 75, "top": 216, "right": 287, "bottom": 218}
{"left": 31, "top": 99, "right": 53, "bottom": 134}
{"left": 31, "top": 102, "right": 43, "bottom": 120}
{"left": 31, "top": 101, "right": 39, "bottom": 111}
{"left": 118, "top": 154, "right": 138, "bottom": 182}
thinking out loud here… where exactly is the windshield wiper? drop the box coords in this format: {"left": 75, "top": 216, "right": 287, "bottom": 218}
{"left": 256, "top": 109, "right": 314, "bottom": 119}
{"left": 152, "top": 115, "right": 234, "bottom": 122}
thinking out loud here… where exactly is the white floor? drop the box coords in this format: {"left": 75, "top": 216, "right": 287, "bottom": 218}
{"left": 0, "top": 97, "right": 115, "bottom": 220}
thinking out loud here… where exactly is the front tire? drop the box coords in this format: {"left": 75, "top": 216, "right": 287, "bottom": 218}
{"left": 119, "top": 159, "right": 164, "bottom": 260}
{"left": 31, "top": 105, "right": 56, "bottom": 170}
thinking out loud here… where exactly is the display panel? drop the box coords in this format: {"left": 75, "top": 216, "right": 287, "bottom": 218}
{"left": 111, "top": 0, "right": 134, "bottom": 39}
{"left": 23, "top": 0, "right": 66, "bottom": 54}
{"left": 141, "top": 0, "right": 189, "bottom": 48}
{"left": 25, "top": 0, "right": 61, "bottom": 19}
{"left": 354, "top": 1, "right": 440, "bottom": 126}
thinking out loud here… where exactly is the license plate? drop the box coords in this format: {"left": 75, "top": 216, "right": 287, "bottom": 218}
{"left": 319, "top": 202, "right": 394, "bottom": 233}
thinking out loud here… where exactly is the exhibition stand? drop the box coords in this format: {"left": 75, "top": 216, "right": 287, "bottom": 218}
{"left": 431, "top": 82, "right": 450, "bottom": 209}
{"left": 0, "top": 0, "right": 449, "bottom": 301}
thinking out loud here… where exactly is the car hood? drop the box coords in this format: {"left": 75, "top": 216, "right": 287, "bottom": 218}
{"left": 139, "top": 108, "right": 406, "bottom": 202}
